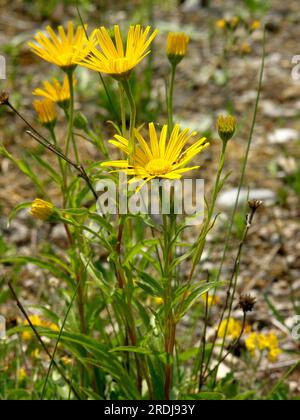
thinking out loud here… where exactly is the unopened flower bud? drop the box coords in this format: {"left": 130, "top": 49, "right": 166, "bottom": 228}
{"left": 217, "top": 115, "right": 236, "bottom": 142}
{"left": 30, "top": 199, "right": 55, "bottom": 221}
{"left": 166, "top": 32, "right": 189, "bottom": 66}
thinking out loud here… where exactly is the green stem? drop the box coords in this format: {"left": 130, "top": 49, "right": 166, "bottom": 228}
{"left": 65, "top": 70, "right": 76, "bottom": 159}
{"left": 167, "top": 64, "right": 176, "bottom": 135}
{"left": 49, "top": 127, "right": 64, "bottom": 188}
{"left": 122, "top": 79, "right": 136, "bottom": 164}
{"left": 176, "top": 140, "right": 228, "bottom": 321}
{"left": 119, "top": 82, "right": 127, "bottom": 137}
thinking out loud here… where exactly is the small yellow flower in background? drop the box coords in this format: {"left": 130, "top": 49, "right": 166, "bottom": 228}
{"left": 155, "top": 297, "right": 164, "bottom": 305}
{"left": 240, "top": 42, "right": 251, "bottom": 55}
{"left": 22, "top": 314, "right": 43, "bottom": 340}
{"left": 33, "top": 76, "right": 76, "bottom": 108}
{"left": 218, "top": 318, "right": 243, "bottom": 340}
{"left": 201, "top": 293, "right": 220, "bottom": 306}
{"left": 33, "top": 99, "right": 57, "bottom": 127}
{"left": 217, "top": 115, "right": 236, "bottom": 142}
{"left": 166, "top": 32, "right": 189, "bottom": 65}
{"left": 28, "top": 22, "right": 93, "bottom": 70}
{"left": 62, "top": 356, "right": 73, "bottom": 365}
{"left": 77, "top": 25, "right": 158, "bottom": 79}
{"left": 30, "top": 199, "right": 54, "bottom": 221}
{"left": 49, "top": 323, "right": 59, "bottom": 332}
{"left": 250, "top": 20, "right": 261, "bottom": 31}
{"left": 216, "top": 19, "right": 227, "bottom": 30}
{"left": 268, "top": 347, "right": 281, "bottom": 363}
{"left": 18, "top": 367, "right": 27, "bottom": 382}
{"left": 31, "top": 348, "right": 41, "bottom": 359}
{"left": 245, "top": 332, "right": 281, "bottom": 363}
{"left": 231, "top": 16, "right": 240, "bottom": 30}
{"left": 245, "top": 332, "right": 258, "bottom": 353}
{"left": 102, "top": 123, "right": 209, "bottom": 189}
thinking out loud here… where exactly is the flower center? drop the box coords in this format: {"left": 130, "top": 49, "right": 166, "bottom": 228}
{"left": 145, "top": 158, "right": 171, "bottom": 176}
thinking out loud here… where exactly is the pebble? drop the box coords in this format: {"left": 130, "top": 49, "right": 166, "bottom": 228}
{"left": 268, "top": 128, "right": 298, "bottom": 144}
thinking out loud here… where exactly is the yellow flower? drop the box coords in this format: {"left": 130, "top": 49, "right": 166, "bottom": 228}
{"left": 216, "top": 19, "right": 227, "bottom": 29}
{"left": 268, "top": 347, "right": 281, "bottom": 363}
{"left": 166, "top": 32, "right": 189, "bottom": 65}
{"left": 231, "top": 16, "right": 239, "bottom": 30}
{"left": 33, "top": 76, "right": 76, "bottom": 107}
{"left": 30, "top": 198, "right": 54, "bottom": 221}
{"left": 245, "top": 332, "right": 258, "bottom": 353}
{"left": 101, "top": 123, "right": 209, "bottom": 189}
{"left": 217, "top": 115, "right": 236, "bottom": 142}
{"left": 155, "top": 297, "right": 164, "bottom": 305}
{"left": 31, "top": 348, "right": 41, "bottom": 359}
{"left": 240, "top": 42, "right": 251, "bottom": 55}
{"left": 22, "top": 315, "right": 43, "bottom": 341}
{"left": 218, "top": 318, "right": 242, "bottom": 340}
{"left": 201, "top": 293, "right": 220, "bottom": 306}
{"left": 49, "top": 323, "right": 59, "bottom": 332}
{"left": 61, "top": 356, "right": 73, "bottom": 365}
{"left": 245, "top": 332, "right": 281, "bottom": 363}
{"left": 250, "top": 20, "right": 261, "bottom": 31}
{"left": 33, "top": 99, "right": 57, "bottom": 127}
{"left": 28, "top": 21, "right": 93, "bottom": 70}
{"left": 77, "top": 25, "right": 158, "bottom": 79}
{"left": 18, "top": 367, "right": 27, "bottom": 382}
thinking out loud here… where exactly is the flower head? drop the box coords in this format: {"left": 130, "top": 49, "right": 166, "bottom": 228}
{"left": 33, "top": 76, "right": 76, "bottom": 108}
{"left": 218, "top": 318, "right": 243, "bottom": 340}
{"left": 166, "top": 32, "right": 189, "bottom": 65}
{"left": 22, "top": 315, "right": 43, "bottom": 341}
{"left": 245, "top": 332, "right": 281, "bottom": 362}
{"left": 33, "top": 99, "right": 57, "bottom": 128}
{"left": 216, "top": 19, "right": 227, "bottom": 30}
{"left": 0, "top": 91, "right": 9, "bottom": 106}
{"left": 217, "top": 115, "right": 236, "bottom": 142}
{"left": 18, "top": 367, "right": 27, "bottom": 382}
{"left": 77, "top": 25, "right": 158, "bottom": 79}
{"left": 30, "top": 198, "right": 54, "bottom": 221}
{"left": 28, "top": 22, "right": 92, "bottom": 70}
{"left": 239, "top": 294, "right": 256, "bottom": 313}
{"left": 102, "top": 123, "right": 209, "bottom": 189}
{"left": 201, "top": 293, "right": 220, "bottom": 307}
{"left": 155, "top": 297, "right": 164, "bottom": 305}
{"left": 250, "top": 20, "right": 261, "bottom": 31}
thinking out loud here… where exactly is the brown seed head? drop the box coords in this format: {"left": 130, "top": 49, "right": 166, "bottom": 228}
{"left": 239, "top": 294, "right": 256, "bottom": 313}
{"left": 0, "top": 92, "right": 9, "bottom": 106}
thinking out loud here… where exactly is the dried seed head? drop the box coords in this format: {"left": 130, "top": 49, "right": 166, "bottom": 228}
{"left": 217, "top": 115, "right": 236, "bottom": 142}
{"left": 239, "top": 294, "right": 256, "bottom": 313}
{"left": 0, "top": 92, "right": 9, "bottom": 106}
{"left": 248, "top": 199, "right": 263, "bottom": 210}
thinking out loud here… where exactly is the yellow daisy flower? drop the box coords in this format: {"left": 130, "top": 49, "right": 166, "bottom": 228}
{"left": 33, "top": 76, "right": 76, "bottom": 107}
{"left": 28, "top": 21, "right": 93, "bottom": 70}
{"left": 101, "top": 123, "right": 209, "bottom": 188}
{"left": 77, "top": 25, "right": 158, "bottom": 79}
{"left": 33, "top": 99, "right": 57, "bottom": 127}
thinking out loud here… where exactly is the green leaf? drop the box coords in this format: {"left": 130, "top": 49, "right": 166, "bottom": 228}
{"left": 185, "top": 392, "right": 225, "bottom": 400}
{"left": 109, "top": 346, "right": 151, "bottom": 354}
{"left": 8, "top": 202, "right": 32, "bottom": 226}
